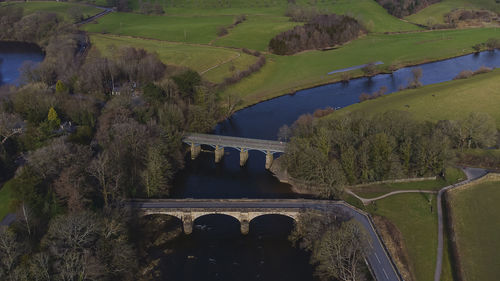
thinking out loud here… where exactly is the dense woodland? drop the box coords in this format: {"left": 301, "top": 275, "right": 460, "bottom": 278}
{"left": 376, "top": 0, "right": 441, "bottom": 18}
{"left": 269, "top": 14, "right": 365, "bottom": 55}
{"left": 0, "top": 8, "right": 221, "bottom": 280}
{"left": 280, "top": 110, "right": 498, "bottom": 197}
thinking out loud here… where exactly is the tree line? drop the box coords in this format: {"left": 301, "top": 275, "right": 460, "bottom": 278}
{"left": 269, "top": 14, "right": 365, "bottom": 55}
{"left": 279, "top": 110, "right": 498, "bottom": 198}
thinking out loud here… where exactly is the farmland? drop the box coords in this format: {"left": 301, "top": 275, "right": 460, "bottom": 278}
{"left": 448, "top": 180, "right": 500, "bottom": 281}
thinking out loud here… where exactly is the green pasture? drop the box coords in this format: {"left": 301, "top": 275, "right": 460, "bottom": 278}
{"left": 84, "top": 12, "right": 234, "bottom": 44}
{"left": 223, "top": 28, "right": 500, "bottom": 108}
{"left": 213, "top": 15, "right": 300, "bottom": 51}
{"left": 122, "top": 0, "right": 425, "bottom": 34}
{"left": 0, "top": 1, "right": 102, "bottom": 22}
{"left": 405, "top": 0, "right": 500, "bottom": 25}
{"left": 89, "top": 33, "right": 257, "bottom": 83}
{"left": 448, "top": 180, "right": 500, "bottom": 281}
{"left": 332, "top": 68, "right": 500, "bottom": 127}
{"left": 366, "top": 194, "right": 454, "bottom": 281}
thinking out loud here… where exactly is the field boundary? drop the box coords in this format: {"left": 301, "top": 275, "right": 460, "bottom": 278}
{"left": 444, "top": 173, "right": 500, "bottom": 281}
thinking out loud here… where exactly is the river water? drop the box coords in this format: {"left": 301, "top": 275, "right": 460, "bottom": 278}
{"left": 3, "top": 42, "right": 500, "bottom": 280}
{"left": 0, "top": 42, "right": 44, "bottom": 86}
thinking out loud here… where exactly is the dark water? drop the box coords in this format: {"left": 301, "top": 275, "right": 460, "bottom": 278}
{"left": 0, "top": 41, "right": 44, "bottom": 86}
{"left": 165, "top": 50, "right": 500, "bottom": 281}
{"left": 155, "top": 215, "right": 314, "bottom": 281}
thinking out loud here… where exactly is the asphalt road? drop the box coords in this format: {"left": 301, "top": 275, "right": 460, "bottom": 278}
{"left": 132, "top": 199, "right": 402, "bottom": 281}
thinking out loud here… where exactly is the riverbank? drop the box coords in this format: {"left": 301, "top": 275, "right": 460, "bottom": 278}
{"left": 222, "top": 27, "right": 500, "bottom": 109}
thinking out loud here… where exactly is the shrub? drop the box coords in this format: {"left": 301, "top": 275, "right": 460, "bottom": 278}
{"left": 474, "top": 66, "right": 493, "bottom": 75}
{"left": 217, "top": 26, "right": 228, "bottom": 37}
{"left": 313, "top": 107, "right": 335, "bottom": 118}
{"left": 361, "top": 62, "right": 377, "bottom": 76}
{"left": 453, "top": 70, "right": 474, "bottom": 80}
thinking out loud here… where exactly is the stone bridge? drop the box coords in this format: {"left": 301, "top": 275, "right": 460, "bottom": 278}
{"left": 183, "top": 133, "right": 286, "bottom": 169}
{"left": 134, "top": 199, "right": 301, "bottom": 234}
{"left": 129, "top": 199, "right": 404, "bottom": 281}
{"left": 141, "top": 208, "right": 298, "bottom": 234}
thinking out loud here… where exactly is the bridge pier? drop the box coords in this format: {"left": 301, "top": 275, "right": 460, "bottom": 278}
{"left": 240, "top": 212, "right": 249, "bottom": 234}
{"left": 265, "top": 151, "right": 274, "bottom": 170}
{"left": 215, "top": 145, "right": 224, "bottom": 163}
{"left": 239, "top": 149, "right": 249, "bottom": 166}
{"left": 190, "top": 143, "right": 201, "bottom": 160}
{"left": 182, "top": 213, "right": 193, "bottom": 235}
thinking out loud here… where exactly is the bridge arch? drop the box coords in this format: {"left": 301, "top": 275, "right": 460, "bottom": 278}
{"left": 248, "top": 212, "right": 299, "bottom": 223}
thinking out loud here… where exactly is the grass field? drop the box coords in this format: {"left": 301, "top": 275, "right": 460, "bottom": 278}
{"left": 366, "top": 194, "right": 454, "bottom": 281}
{"left": 84, "top": 12, "right": 235, "bottom": 44}
{"left": 0, "top": 181, "right": 15, "bottom": 222}
{"left": 0, "top": 1, "right": 102, "bottom": 22}
{"left": 223, "top": 27, "right": 500, "bottom": 108}
{"left": 405, "top": 0, "right": 500, "bottom": 25}
{"left": 213, "top": 15, "right": 300, "bottom": 51}
{"left": 448, "top": 180, "right": 500, "bottom": 281}
{"left": 331, "top": 68, "right": 500, "bottom": 127}
{"left": 118, "top": 0, "right": 422, "bottom": 33}
{"left": 89, "top": 33, "right": 258, "bottom": 83}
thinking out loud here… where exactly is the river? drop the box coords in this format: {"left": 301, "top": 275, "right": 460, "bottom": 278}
{"left": 0, "top": 41, "right": 44, "bottom": 86}
{"left": 2, "top": 42, "right": 500, "bottom": 280}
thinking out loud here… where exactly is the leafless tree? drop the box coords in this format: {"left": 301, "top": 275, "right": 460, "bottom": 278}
{"left": 0, "top": 112, "right": 24, "bottom": 145}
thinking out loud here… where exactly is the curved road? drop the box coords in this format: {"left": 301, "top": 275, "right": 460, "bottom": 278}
{"left": 131, "top": 199, "right": 403, "bottom": 281}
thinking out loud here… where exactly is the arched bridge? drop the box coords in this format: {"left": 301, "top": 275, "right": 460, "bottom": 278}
{"left": 183, "top": 133, "right": 286, "bottom": 168}
{"left": 129, "top": 198, "right": 403, "bottom": 281}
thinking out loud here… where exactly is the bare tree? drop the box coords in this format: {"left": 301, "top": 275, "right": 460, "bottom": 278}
{"left": 88, "top": 152, "right": 121, "bottom": 207}
{"left": 312, "top": 220, "right": 370, "bottom": 281}
{"left": 0, "top": 112, "right": 24, "bottom": 145}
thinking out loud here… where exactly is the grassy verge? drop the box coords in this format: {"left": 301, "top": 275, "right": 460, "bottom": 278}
{"left": 0, "top": 180, "right": 15, "bottom": 222}
{"left": 405, "top": 0, "right": 500, "bottom": 25}
{"left": 448, "top": 180, "right": 500, "bottom": 280}
{"left": 89, "top": 33, "right": 258, "bottom": 83}
{"left": 351, "top": 168, "right": 465, "bottom": 195}
{"left": 365, "top": 194, "right": 454, "bottom": 281}
{"left": 0, "top": 1, "right": 102, "bottom": 22}
{"left": 222, "top": 27, "right": 500, "bottom": 108}
{"left": 331, "top": 68, "right": 500, "bottom": 127}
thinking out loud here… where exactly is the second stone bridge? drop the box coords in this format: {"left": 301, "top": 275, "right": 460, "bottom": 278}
{"left": 183, "top": 133, "right": 287, "bottom": 169}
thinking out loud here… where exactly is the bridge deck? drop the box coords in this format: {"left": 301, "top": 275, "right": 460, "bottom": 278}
{"left": 183, "top": 133, "right": 286, "bottom": 153}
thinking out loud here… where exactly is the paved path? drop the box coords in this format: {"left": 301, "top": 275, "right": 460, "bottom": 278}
{"left": 347, "top": 189, "right": 437, "bottom": 205}
{"left": 132, "top": 199, "right": 403, "bottom": 281}
{"left": 77, "top": 6, "right": 113, "bottom": 25}
{"left": 434, "top": 167, "right": 487, "bottom": 281}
